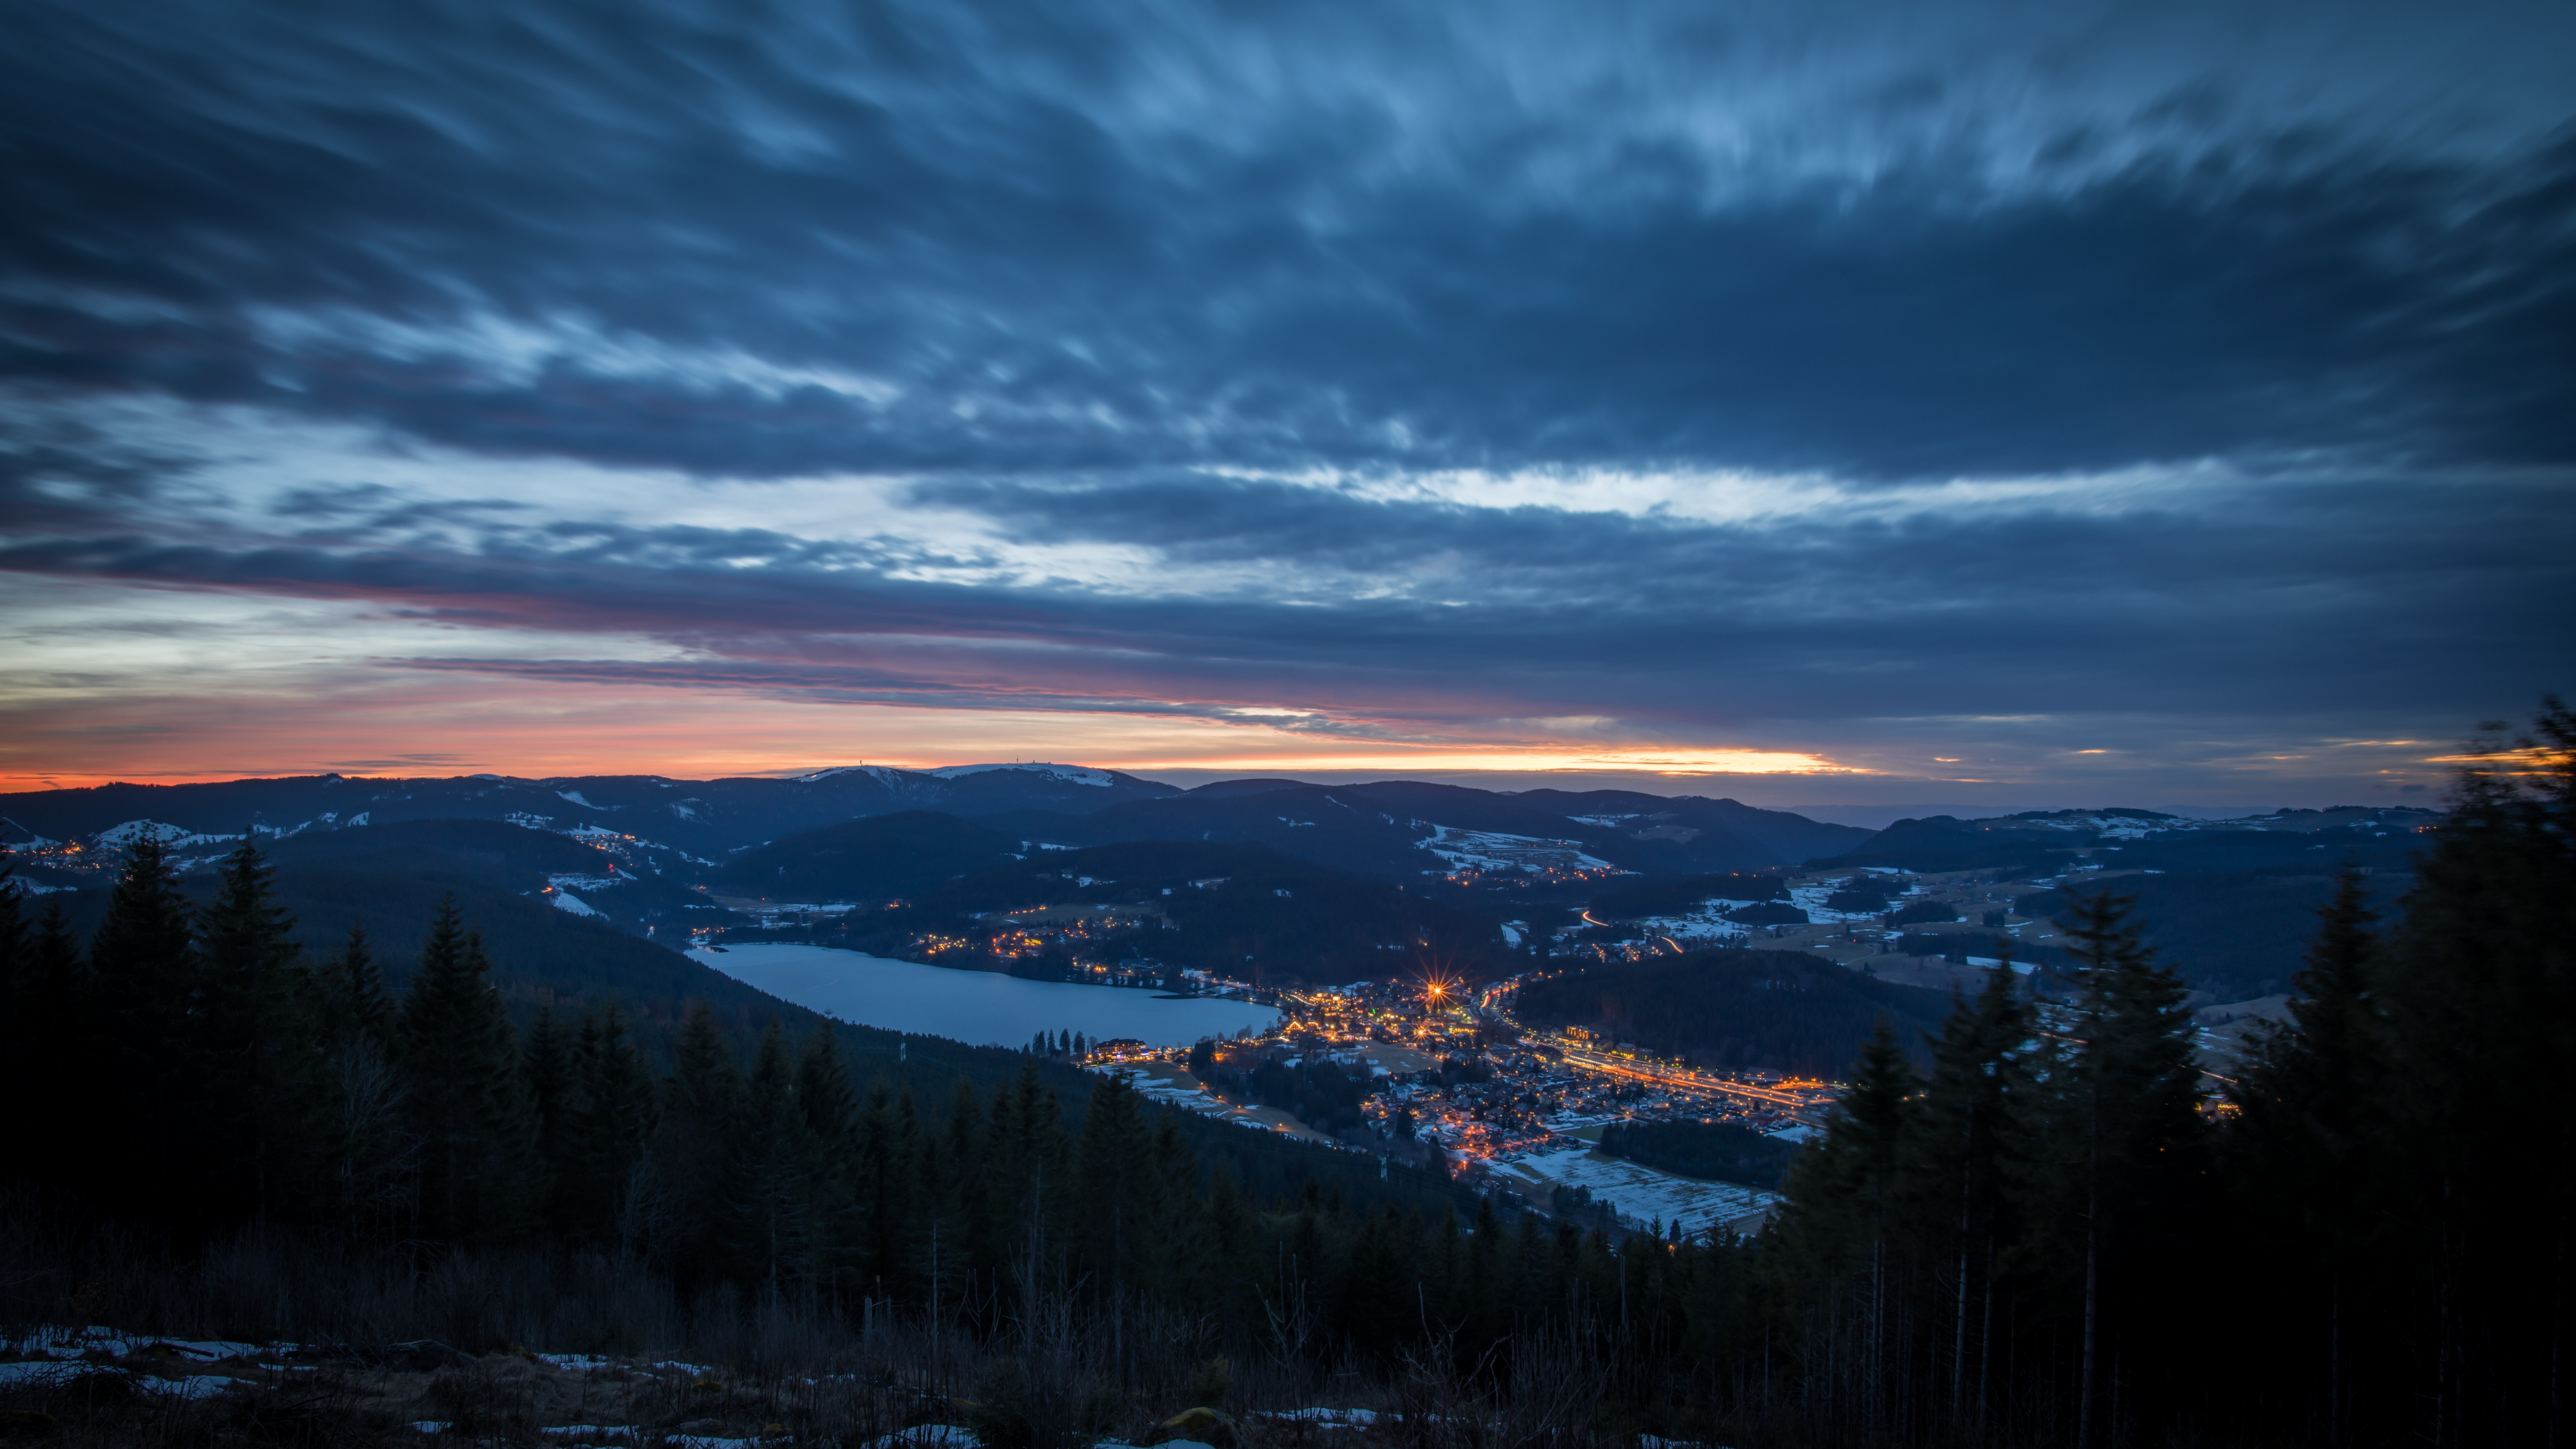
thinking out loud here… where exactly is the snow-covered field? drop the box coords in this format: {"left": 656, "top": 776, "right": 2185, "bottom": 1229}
{"left": 1788, "top": 873, "right": 1920, "bottom": 924}
{"left": 1418, "top": 825, "right": 1611, "bottom": 875}
{"left": 1631, "top": 899, "right": 1765, "bottom": 945}
{"left": 1484, "top": 1146, "right": 1780, "bottom": 1235}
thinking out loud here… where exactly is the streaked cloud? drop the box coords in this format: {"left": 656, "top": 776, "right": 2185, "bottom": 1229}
{"left": 1, "top": 0, "right": 2568, "bottom": 801}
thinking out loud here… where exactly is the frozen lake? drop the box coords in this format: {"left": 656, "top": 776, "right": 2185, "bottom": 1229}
{"left": 688, "top": 943, "right": 1280, "bottom": 1049}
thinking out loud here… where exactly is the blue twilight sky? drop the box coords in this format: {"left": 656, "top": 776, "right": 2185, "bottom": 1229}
{"left": 0, "top": 0, "right": 2569, "bottom": 804}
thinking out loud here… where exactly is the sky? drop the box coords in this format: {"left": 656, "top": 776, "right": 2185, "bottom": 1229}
{"left": 2, "top": 0, "right": 2570, "bottom": 806}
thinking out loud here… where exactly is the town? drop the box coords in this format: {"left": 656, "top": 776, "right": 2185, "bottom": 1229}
{"left": 1074, "top": 966, "right": 1835, "bottom": 1240}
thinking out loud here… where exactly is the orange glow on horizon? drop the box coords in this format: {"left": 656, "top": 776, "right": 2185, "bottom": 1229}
{"left": 0, "top": 670, "right": 1864, "bottom": 792}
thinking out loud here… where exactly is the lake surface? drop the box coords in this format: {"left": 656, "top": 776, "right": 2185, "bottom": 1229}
{"left": 688, "top": 943, "right": 1280, "bottom": 1048}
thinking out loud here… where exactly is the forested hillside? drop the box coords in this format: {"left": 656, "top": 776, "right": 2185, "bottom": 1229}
{"left": 0, "top": 707, "right": 2566, "bottom": 1449}
{"left": 830, "top": 839, "right": 1514, "bottom": 984}
{"left": 1511, "top": 949, "right": 1952, "bottom": 1074}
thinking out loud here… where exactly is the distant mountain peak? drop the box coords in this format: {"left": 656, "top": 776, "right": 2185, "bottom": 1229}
{"left": 795, "top": 765, "right": 916, "bottom": 785}
{"left": 929, "top": 763, "right": 1116, "bottom": 787}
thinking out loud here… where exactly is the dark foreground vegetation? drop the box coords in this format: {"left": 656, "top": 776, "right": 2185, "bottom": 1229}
{"left": 0, "top": 706, "right": 2568, "bottom": 1448}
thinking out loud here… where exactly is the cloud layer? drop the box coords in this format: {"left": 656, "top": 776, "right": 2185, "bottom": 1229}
{"left": 1, "top": 0, "right": 2570, "bottom": 798}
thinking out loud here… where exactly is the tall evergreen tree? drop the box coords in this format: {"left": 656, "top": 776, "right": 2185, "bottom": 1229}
{"left": 918, "top": 1074, "right": 984, "bottom": 1332}
{"left": 0, "top": 879, "right": 29, "bottom": 1110}
{"left": 655, "top": 1000, "right": 748, "bottom": 1283}
{"left": 568, "top": 1004, "right": 656, "bottom": 1246}
{"left": 315, "top": 919, "right": 391, "bottom": 1053}
{"left": 13, "top": 899, "right": 85, "bottom": 1184}
{"left": 399, "top": 897, "right": 535, "bottom": 1244}
{"left": 1771, "top": 1022, "right": 1919, "bottom": 1431}
{"left": 2364, "top": 702, "right": 2575, "bottom": 1446}
{"left": 0, "top": 878, "right": 25, "bottom": 1024}
{"left": 84, "top": 835, "right": 202, "bottom": 1211}
{"left": 1905, "top": 963, "right": 2034, "bottom": 1435}
{"left": 523, "top": 1004, "right": 582, "bottom": 1236}
{"left": 738, "top": 1020, "right": 817, "bottom": 1293}
{"left": 2043, "top": 890, "right": 2208, "bottom": 1449}
{"left": 1071, "top": 1071, "right": 1155, "bottom": 1307}
{"left": 2230, "top": 867, "right": 2388, "bottom": 1442}
{"left": 196, "top": 841, "right": 325, "bottom": 1227}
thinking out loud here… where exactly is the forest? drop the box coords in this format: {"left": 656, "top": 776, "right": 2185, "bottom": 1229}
{"left": 0, "top": 705, "right": 2567, "bottom": 1448}
{"left": 1511, "top": 951, "right": 1953, "bottom": 1075}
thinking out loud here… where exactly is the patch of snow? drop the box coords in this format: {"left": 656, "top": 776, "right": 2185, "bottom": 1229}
{"left": 550, "top": 890, "right": 602, "bottom": 918}
{"left": 1267, "top": 1408, "right": 1380, "bottom": 1425}
{"left": 506, "top": 812, "right": 555, "bottom": 829}
{"left": 1036, "top": 842, "right": 1078, "bottom": 851}
{"left": 347, "top": 812, "right": 370, "bottom": 826}
{"left": 549, "top": 873, "right": 624, "bottom": 892}
{"left": 1764, "top": 1124, "right": 1818, "bottom": 1144}
{"left": 138, "top": 1375, "right": 246, "bottom": 1399}
{"left": 800, "top": 765, "right": 913, "bottom": 786}
{"left": 564, "top": 825, "right": 623, "bottom": 841}
{"left": 929, "top": 762, "right": 1114, "bottom": 788}
{"left": 1787, "top": 883, "right": 1896, "bottom": 924}
{"left": 868, "top": 1427, "right": 982, "bottom": 1449}
{"left": 160, "top": 1338, "right": 257, "bottom": 1362}
{"left": 669, "top": 801, "right": 702, "bottom": 820}
{"left": 1499, "top": 923, "right": 1523, "bottom": 946}
{"left": 1487, "top": 1146, "right": 1780, "bottom": 1236}
{"left": 555, "top": 790, "right": 602, "bottom": 808}
{"left": 2, "top": 877, "right": 74, "bottom": 896}
{"left": 94, "top": 820, "right": 241, "bottom": 849}
{"left": 1418, "top": 825, "right": 1611, "bottom": 875}
{"left": 1634, "top": 898, "right": 1768, "bottom": 943}
{"left": 535, "top": 1354, "right": 616, "bottom": 1373}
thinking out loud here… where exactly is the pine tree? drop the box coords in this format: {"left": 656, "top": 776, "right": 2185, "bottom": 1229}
{"left": 523, "top": 1004, "right": 581, "bottom": 1235}
{"left": 316, "top": 919, "right": 391, "bottom": 1053}
{"left": 917, "top": 1074, "right": 985, "bottom": 1330}
{"left": 2364, "top": 702, "right": 2575, "bottom": 1445}
{"left": 0, "top": 878, "right": 25, "bottom": 1024}
{"left": 657, "top": 1000, "right": 748, "bottom": 1283}
{"left": 2229, "top": 867, "right": 2387, "bottom": 1440}
{"left": 1771, "top": 1022, "right": 1918, "bottom": 1428}
{"left": 399, "top": 897, "right": 537, "bottom": 1244}
{"left": 2047, "top": 890, "right": 2207, "bottom": 1449}
{"left": 1071, "top": 1071, "right": 1155, "bottom": 1308}
{"left": 85, "top": 834, "right": 203, "bottom": 1212}
{"left": 0, "top": 879, "right": 28, "bottom": 1107}
{"left": 9, "top": 900, "right": 83, "bottom": 1188}
{"left": 1906, "top": 963, "right": 2033, "bottom": 1434}
{"left": 0, "top": 883, "right": 44, "bottom": 1174}
{"left": 196, "top": 842, "right": 327, "bottom": 1228}
{"left": 568, "top": 1004, "right": 655, "bottom": 1246}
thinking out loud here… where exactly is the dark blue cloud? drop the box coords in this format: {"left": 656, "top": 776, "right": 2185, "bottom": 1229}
{"left": 2, "top": 0, "right": 2571, "bottom": 481}
{"left": 0, "top": 0, "right": 2569, "bottom": 792}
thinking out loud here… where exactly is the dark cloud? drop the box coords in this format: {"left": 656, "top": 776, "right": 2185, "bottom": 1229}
{"left": 6, "top": 466, "right": 2564, "bottom": 736}
{"left": 1, "top": 1, "right": 2571, "bottom": 480}
{"left": 1, "top": 0, "right": 2569, "bottom": 790}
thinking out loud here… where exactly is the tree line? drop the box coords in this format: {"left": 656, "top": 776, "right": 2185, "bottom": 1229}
{"left": 0, "top": 704, "right": 2566, "bottom": 1446}
{"left": 1766, "top": 704, "right": 2572, "bottom": 1446}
